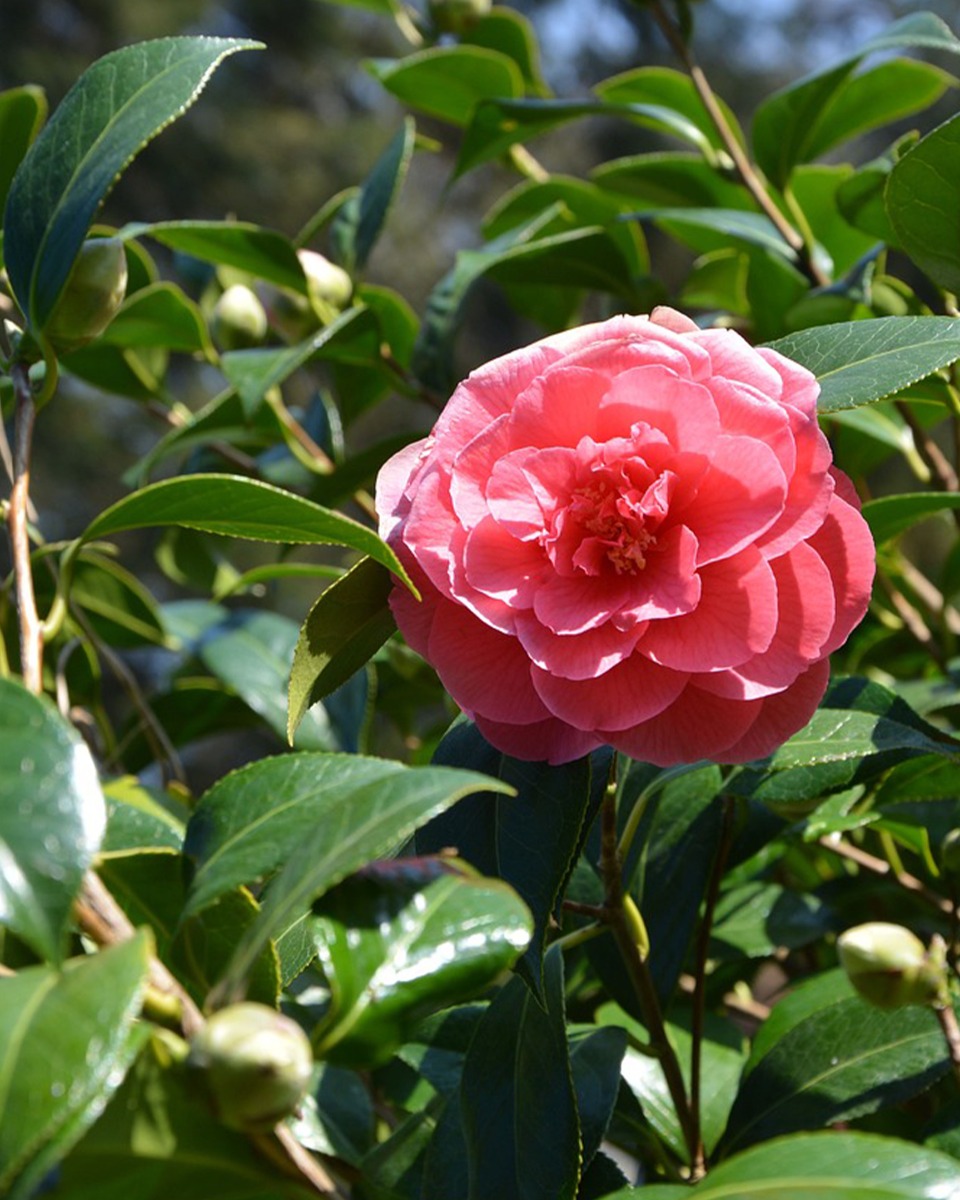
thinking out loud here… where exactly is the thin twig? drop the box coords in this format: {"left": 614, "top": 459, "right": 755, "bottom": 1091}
{"left": 643, "top": 0, "right": 828, "bottom": 288}
{"left": 875, "top": 566, "right": 947, "bottom": 672}
{"left": 688, "top": 795, "right": 736, "bottom": 1179}
{"left": 819, "top": 835, "right": 952, "bottom": 915}
{"left": 8, "top": 364, "right": 42, "bottom": 691}
{"left": 935, "top": 1002, "right": 960, "bottom": 1089}
{"left": 598, "top": 778, "right": 699, "bottom": 1168}
{"left": 895, "top": 399, "right": 960, "bottom": 500}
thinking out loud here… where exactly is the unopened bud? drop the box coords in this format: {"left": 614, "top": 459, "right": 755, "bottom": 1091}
{"left": 837, "top": 922, "right": 948, "bottom": 1010}
{"left": 941, "top": 829, "right": 960, "bottom": 879}
{"left": 429, "top": 0, "right": 491, "bottom": 33}
{"left": 211, "top": 284, "right": 268, "bottom": 351}
{"left": 44, "top": 238, "right": 127, "bottom": 355}
{"left": 299, "top": 249, "right": 352, "bottom": 312}
{"left": 189, "top": 1002, "right": 313, "bottom": 1132}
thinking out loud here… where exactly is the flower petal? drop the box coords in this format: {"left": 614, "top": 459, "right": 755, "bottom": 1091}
{"left": 515, "top": 611, "right": 646, "bottom": 679}
{"left": 473, "top": 712, "right": 603, "bottom": 765}
{"left": 531, "top": 654, "right": 688, "bottom": 732}
{"left": 603, "top": 683, "right": 761, "bottom": 766}
{"left": 806, "top": 478, "right": 876, "bottom": 655}
{"left": 718, "top": 659, "right": 830, "bottom": 763}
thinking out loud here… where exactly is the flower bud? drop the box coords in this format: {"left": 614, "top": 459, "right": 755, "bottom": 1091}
{"left": 44, "top": 237, "right": 128, "bottom": 355}
{"left": 428, "top": 0, "right": 491, "bottom": 33}
{"left": 189, "top": 1002, "right": 313, "bottom": 1132}
{"left": 211, "top": 284, "right": 268, "bottom": 351}
{"left": 941, "top": 829, "right": 960, "bottom": 880}
{"left": 299, "top": 249, "right": 352, "bottom": 312}
{"left": 837, "top": 923, "right": 948, "bottom": 1010}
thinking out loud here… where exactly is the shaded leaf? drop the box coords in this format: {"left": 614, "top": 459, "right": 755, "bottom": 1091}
{"left": 367, "top": 46, "right": 523, "bottom": 126}
{"left": 0, "top": 85, "right": 47, "bottom": 214}
{"left": 331, "top": 118, "right": 415, "bottom": 274}
{"left": 887, "top": 113, "right": 960, "bottom": 293}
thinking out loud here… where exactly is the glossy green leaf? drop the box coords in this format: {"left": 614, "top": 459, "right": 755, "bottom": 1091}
{"left": 887, "top": 113, "right": 960, "bottom": 293}
{"left": 331, "top": 118, "right": 415, "bottom": 274}
{"left": 802, "top": 58, "right": 954, "bottom": 166}
{"left": 79, "top": 472, "right": 411, "bottom": 584}
{"left": 767, "top": 316, "right": 960, "bottom": 412}
{"left": 194, "top": 608, "right": 337, "bottom": 750}
{"left": 752, "top": 11, "right": 960, "bottom": 187}
{"left": 569, "top": 1026, "right": 628, "bottom": 1170}
{"left": 0, "top": 934, "right": 151, "bottom": 1198}
{"left": 722, "top": 991, "right": 952, "bottom": 1154}
{"left": 101, "top": 776, "right": 186, "bottom": 854}
{"left": 0, "top": 678, "right": 106, "bottom": 962}
{"left": 592, "top": 151, "right": 754, "bottom": 211}
{"left": 697, "top": 1132, "right": 960, "bottom": 1198}
{"left": 417, "top": 720, "right": 606, "bottom": 991}
{"left": 3, "top": 37, "right": 261, "bottom": 331}
{"left": 67, "top": 552, "right": 167, "bottom": 648}
{"left": 710, "top": 882, "right": 830, "bottom": 959}
{"left": 367, "top": 46, "right": 523, "bottom": 126}
{"left": 788, "top": 165, "right": 879, "bottom": 277}
{"left": 98, "top": 281, "right": 211, "bottom": 353}
{"left": 124, "top": 218, "right": 306, "bottom": 292}
{"left": 594, "top": 66, "right": 744, "bottom": 155}
{"left": 460, "top": 948, "right": 580, "bottom": 1200}
{"left": 288, "top": 556, "right": 396, "bottom": 743}
{"left": 864, "top": 492, "right": 960, "bottom": 544}
{"left": 461, "top": 7, "right": 549, "bottom": 96}
{"left": 0, "top": 85, "right": 47, "bottom": 214}
{"left": 182, "top": 753, "right": 512, "bottom": 994}
{"left": 56, "top": 1039, "right": 314, "bottom": 1198}
{"left": 310, "top": 857, "right": 531, "bottom": 1066}
{"left": 99, "top": 851, "right": 280, "bottom": 1007}
{"left": 59, "top": 341, "right": 167, "bottom": 399}
{"left": 651, "top": 207, "right": 796, "bottom": 260}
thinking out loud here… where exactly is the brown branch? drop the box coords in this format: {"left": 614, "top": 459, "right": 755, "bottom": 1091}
{"left": 935, "top": 1001, "right": 960, "bottom": 1089}
{"left": 819, "top": 835, "right": 952, "bottom": 914}
{"left": 8, "top": 364, "right": 42, "bottom": 691}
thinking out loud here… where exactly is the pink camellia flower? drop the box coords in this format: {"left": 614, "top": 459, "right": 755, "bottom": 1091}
{"left": 376, "top": 310, "right": 875, "bottom": 766}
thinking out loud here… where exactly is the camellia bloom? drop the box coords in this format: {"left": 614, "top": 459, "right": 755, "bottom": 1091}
{"left": 376, "top": 310, "right": 875, "bottom": 766}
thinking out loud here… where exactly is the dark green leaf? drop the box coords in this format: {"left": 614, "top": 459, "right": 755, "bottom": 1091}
{"left": 0, "top": 934, "right": 151, "bottom": 1198}
{"left": 101, "top": 776, "right": 185, "bottom": 854}
{"left": 709, "top": 882, "right": 830, "bottom": 959}
{"left": 99, "top": 281, "right": 211, "bottom": 353}
{"left": 460, "top": 948, "right": 580, "bottom": 1200}
{"left": 331, "top": 118, "right": 415, "bottom": 274}
{"left": 752, "top": 12, "right": 960, "bottom": 187}
{"left": 0, "top": 678, "right": 106, "bottom": 962}
{"left": 418, "top": 719, "right": 606, "bottom": 991}
{"left": 125, "top": 218, "right": 306, "bottom": 292}
{"left": 367, "top": 46, "right": 523, "bottom": 127}
{"left": 66, "top": 552, "right": 167, "bottom": 648}
{"left": 0, "top": 85, "right": 47, "bottom": 214}
{"left": 651, "top": 208, "right": 796, "bottom": 259}
{"left": 864, "top": 492, "right": 960, "bottom": 544}
{"left": 722, "top": 992, "right": 952, "bottom": 1154}
{"left": 310, "top": 857, "right": 532, "bottom": 1066}
{"left": 288, "top": 556, "right": 396, "bottom": 743}
{"left": 767, "top": 316, "right": 960, "bottom": 412}
{"left": 569, "top": 1026, "right": 628, "bottom": 1170}
{"left": 79, "top": 472, "right": 411, "bottom": 584}
{"left": 3, "top": 37, "right": 261, "bottom": 330}
{"left": 592, "top": 151, "right": 754, "bottom": 210}
{"left": 461, "top": 7, "right": 549, "bottom": 96}
{"left": 887, "top": 113, "right": 960, "bottom": 293}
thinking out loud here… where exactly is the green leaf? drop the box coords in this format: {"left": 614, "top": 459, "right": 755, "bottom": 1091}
{"left": 331, "top": 118, "right": 415, "bottom": 274}
{"left": 594, "top": 66, "right": 744, "bottom": 156}
{"left": 310, "top": 857, "right": 532, "bottom": 1066}
{"left": 195, "top": 608, "right": 338, "bottom": 750}
{"left": 767, "top": 316, "right": 960, "bottom": 412}
{"left": 592, "top": 151, "right": 754, "bottom": 211}
{"left": 3, "top": 37, "right": 261, "bottom": 331}
{"left": 752, "top": 11, "right": 960, "bottom": 187}
{"left": 181, "top": 753, "right": 512, "bottom": 996}
{"left": 417, "top": 720, "right": 606, "bottom": 991}
{"left": 367, "top": 46, "right": 523, "bottom": 127}
{"left": 460, "top": 948, "right": 580, "bottom": 1200}
{"left": 124, "top": 218, "right": 306, "bottom": 292}
{"left": 288, "top": 556, "right": 396, "bottom": 743}
{"left": 696, "top": 1131, "right": 960, "bottom": 1198}
{"left": 864, "top": 492, "right": 960, "bottom": 544}
{"left": 57, "top": 1039, "right": 314, "bottom": 1198}
{"left": 651, "top": 208, "right": 796, "bottom": 260}
{"left": 0, "top": 934, "right": 151, "bottom": 1198}
{"left": 65, "top": 552, "right": 167, "bottom": 648}
{"left": 79, "top": 472, "right": 411, "bottom": 585}
{"left": 721, "top": 992, "right": 952, "bottom": 1154}
{"left": 0, "top": 678, "right": 106, "bottom": 963}
{"left": 461, "top": 7, "right": 549, "bottom": 96}
{"left": 0, "top": 85, "right": 47, "bottom": 214}
{"left": 101, "top": 776, "right": 186, "bottom": 855}
{"left": 569, "top": 1026, "right": 628, "bottom": 1171}
{"left": 887, "top": 113, "right": 960, "bottom": 293}
{"left": 710, "top": 882, "right": 830, "bottom": 959}
{"left": 98, "top": 281, "right": 211, "bottom": 353}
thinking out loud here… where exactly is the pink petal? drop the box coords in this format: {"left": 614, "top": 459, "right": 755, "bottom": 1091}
{"left": 694, "top": 541, "right": 835, "bottom": 699}
{"left": 757, "top": 405, "right": 834, "bottom": 556}
{"left": 679, "top": 434, "right": 787, "bottom": 564}
{"left": 449, "top": 415, "right": 513, "bottom": 527}
{"left": 693, "top": 327, "right": 789, "bottom": 399}
{"left": 486, "top": 446, "right": 578, "bottom": 539}
{"left": 515, "top": 611, "right": 646, "bottom": 679}
{"left": 508, "top": 365, "right": 612, "bottom": 449}
{"left": 462, "top": 515, "right": 545, "bottom": 606}
{"left": 376, "top": 437, "right": 432, "bottom": 543}
{"left": 718, "top": 659, "right": 830, "bottom": 763}
{"left": 640, "top": 546, "right": 777, "bottom": 671}
{"left": 428, "top": 602, "right": 549, "bottom": 725}
{"left": 533, "top": 570, "right": 639, "bottom": 634}
{"left": 596, "top": 365, "right": 721, "bottom": 450}
{"left": 531, "top": 654, "right": 688, "bottom": 732}
{"left": 473, "top": 712, "right": 604, "bottom": 765}
{"left": 613, "top": 525, "right": 702, "bottom": 623}
{"left": 805, "top": 480, "right": 875, "bottom": 655}
{"left": 603, "top": 682, "right": 762, "bottom": 766}
{"left": 389, "top": 557, "right": 440, "bottom": 658}
{"left": 756, "top": 345, "right": 821, "bottom": 419}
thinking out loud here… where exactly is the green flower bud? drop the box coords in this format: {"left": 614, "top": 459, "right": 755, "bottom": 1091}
{"left": 211, "top": 284, "right": 268, "bottom": 351}
{"left": 428, "top": 0, "right": 491, "bottom": 34}
{"left": 299, "top": 249, "right": 352, "bottom": 312}
{"left": 189, "top": 1002, "right": 314, "bottom": 1132}
{"left": 44, "top": 237, "right": 127, "bottom": 355}
{"left": 837, "top": 923, "right": 948, "bottom": 1010}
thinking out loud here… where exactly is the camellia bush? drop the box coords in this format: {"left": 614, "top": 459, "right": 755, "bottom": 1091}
{"left": 9, "top": 1, "right": 960, "bottom": 1196}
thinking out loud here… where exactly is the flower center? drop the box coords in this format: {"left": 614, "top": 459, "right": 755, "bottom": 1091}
{"left": 569, "top": 478, "right": 656, "bottom": 576}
